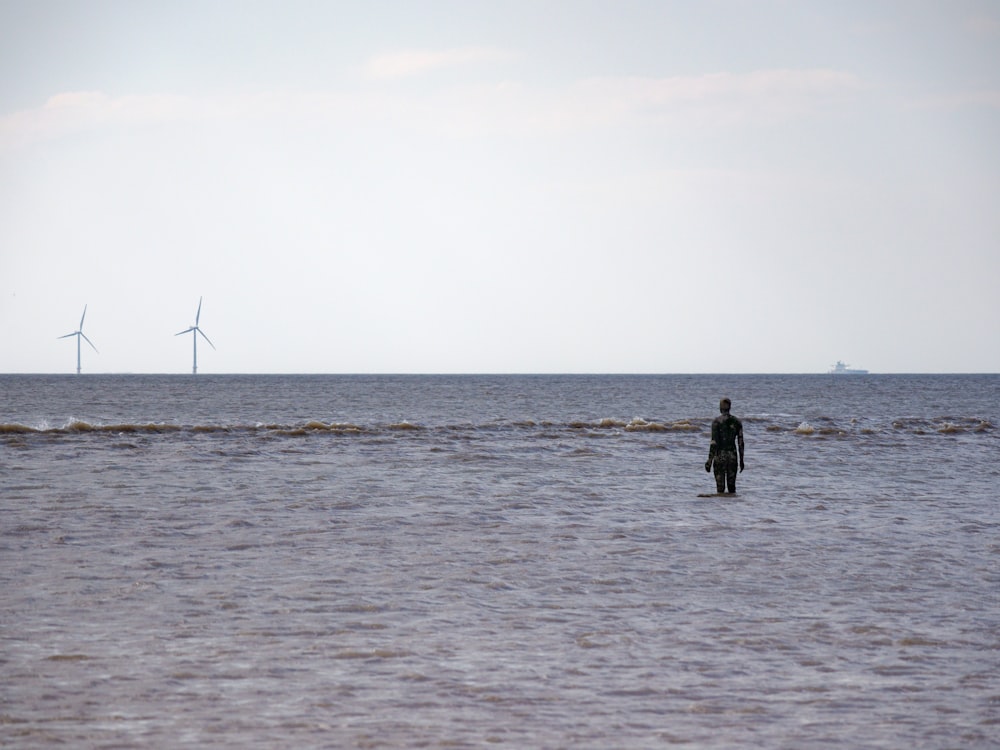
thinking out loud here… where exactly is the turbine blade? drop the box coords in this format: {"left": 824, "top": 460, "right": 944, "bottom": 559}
{"left": 58, "top": 332, "right": 77, "bottom": 339}
{"left": 80, "top": 305, "right": 87, "bottom": 329}
{"left": 195, "top": 296, "right": 203, "bottom": 325}
{"left": 176, "top": 327, "right": 195, "bottom": 336}
{"left": 81, "top": 333, "right": 99, "bottom": 353}
{"left": 198, "top": 329, "right": 216, "bottom": 350}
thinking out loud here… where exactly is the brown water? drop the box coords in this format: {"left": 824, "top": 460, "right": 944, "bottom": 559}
{"left": 2, "top": 374, "right": 998, "bottom": 747}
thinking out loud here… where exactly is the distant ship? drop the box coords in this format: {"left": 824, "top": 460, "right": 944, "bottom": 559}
{"left": 829, "top": 360, "right": 869, "bottom": 375}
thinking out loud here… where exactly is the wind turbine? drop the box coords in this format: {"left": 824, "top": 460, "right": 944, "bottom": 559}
{"left": 58, "top": 305, "right": 98, "bottom": 374}
{"left": 176, "top": 296, "right": 215, "bottom": 374}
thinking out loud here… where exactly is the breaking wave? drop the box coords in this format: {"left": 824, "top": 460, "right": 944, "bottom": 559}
{"left": 0, "top": 415, "right": 994, "bottom": 441}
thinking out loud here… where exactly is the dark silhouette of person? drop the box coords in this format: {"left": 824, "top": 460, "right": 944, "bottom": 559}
{"left": 705, "top": 398, "right": 744, "bottom": 493}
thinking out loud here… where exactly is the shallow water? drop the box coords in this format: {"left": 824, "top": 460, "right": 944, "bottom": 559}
{"left": 2, "top": 374, "right": 998, "bottom": 747}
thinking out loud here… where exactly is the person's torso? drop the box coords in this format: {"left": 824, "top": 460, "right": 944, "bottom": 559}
{"left": 713, "top": 414, "right": 741, "bottom": 450}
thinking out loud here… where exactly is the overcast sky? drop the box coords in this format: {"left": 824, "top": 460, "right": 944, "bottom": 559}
{"left": 2, "top": 1, "right": 998, "bottom": 374}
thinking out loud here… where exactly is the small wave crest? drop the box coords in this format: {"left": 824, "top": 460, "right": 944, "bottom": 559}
{"left": 3, "top": 414, "right": 993, "bottom": 442}
{"left": 625, "top": 417, "right": 668, "bottom": 432}
{"left": 792, "top": 421, "right": 850, "bottom": 437}
{"left": 1, "top": 420, "right": 185, "bottom": 434}
{"left": 303, "top": 421, "right": 365, "bottom": 433}
{"left": 388, "top": 421, "right": 423, "bottom": 431}
{"left": 567, "top": 417, "right": 700, "bottom": 433}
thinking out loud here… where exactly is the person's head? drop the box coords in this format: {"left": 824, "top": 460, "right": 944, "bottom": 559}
{"left": 719, "top": 398, "right": 731, "bottom": 413}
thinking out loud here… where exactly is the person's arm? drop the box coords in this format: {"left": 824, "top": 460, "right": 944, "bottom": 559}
{"left": 737, "top": 423, "right": 745, "bottom": 472}
{"left": 705, "top": 422, "right": 718, "bottom": 471}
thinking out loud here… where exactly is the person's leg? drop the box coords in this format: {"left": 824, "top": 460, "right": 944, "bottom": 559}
{"left": 720, "top": 452, "right": 736, "bottom": 493}
{"left": 713, "top": 460, "right": 726, "bottom": 493}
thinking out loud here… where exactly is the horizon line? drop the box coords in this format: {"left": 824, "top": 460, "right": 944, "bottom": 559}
{"left": 1, "top": 371, "right": 998, "bottom": 377}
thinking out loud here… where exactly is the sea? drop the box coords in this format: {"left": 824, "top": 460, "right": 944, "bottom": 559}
{"left": 1, "top": 373, "right": 998, "bottom": 749}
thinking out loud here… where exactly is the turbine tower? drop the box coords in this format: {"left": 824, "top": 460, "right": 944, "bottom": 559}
{"left": 58, "top": 305, "right": 98, "bottom": 374}
{"left": 176, "top": 297, "right": 215, "bottom": 374}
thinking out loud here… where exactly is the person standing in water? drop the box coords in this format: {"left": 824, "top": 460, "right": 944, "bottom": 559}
{"left": 705, "top": 397, "right": 745, "bottom": 494}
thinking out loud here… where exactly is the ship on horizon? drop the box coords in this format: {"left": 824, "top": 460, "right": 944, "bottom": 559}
{"left": 829, "top": 360, "right": 869, "bottom": 375}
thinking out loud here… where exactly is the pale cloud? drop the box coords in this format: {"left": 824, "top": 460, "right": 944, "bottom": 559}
{"left": 0, "top": 89, "right": 358, "bottom": 152}
{"left": 359, "top": 68, "right": 864, "bottom": 137}
{"left": 0, "top": 68, "right": 863, "bottom": 152}
{"left": 363, "top": 46, "right": 514, "bottom": 79}
{"left": 0, "top": 91, "right": 199, "bottom": 151}
{"left": 569, "top": 69, "right": 863, "bottom": 125}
